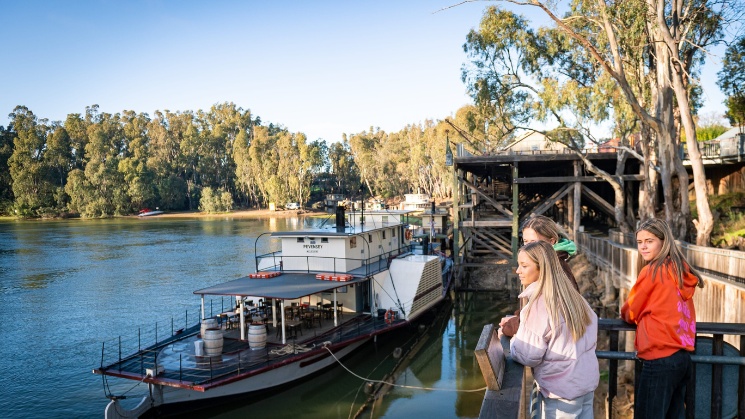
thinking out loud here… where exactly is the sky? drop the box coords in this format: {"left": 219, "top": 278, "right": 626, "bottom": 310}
{"left": 0, "top": 1, "right": 730, "bottom": 143}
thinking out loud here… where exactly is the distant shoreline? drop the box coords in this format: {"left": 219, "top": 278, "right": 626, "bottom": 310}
{"left": 140, "top": 208, "right": 325, "bottom": 219}
{"left": 0, "top": 208, "right": 327, "bottom": 221}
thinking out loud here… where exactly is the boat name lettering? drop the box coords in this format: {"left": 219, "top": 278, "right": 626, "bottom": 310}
{"left": 303, "top": 244, "right": 323, "bottom": 249}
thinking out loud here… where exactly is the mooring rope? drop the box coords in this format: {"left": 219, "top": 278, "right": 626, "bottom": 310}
{"left": 321, "top": 342, "right": 487, "bottom": 393}
{"left": 105, "top": 370, "right": 152, "bottom": 400}
{"left": 269, "top": 343, "right": 314, "bottom": 356}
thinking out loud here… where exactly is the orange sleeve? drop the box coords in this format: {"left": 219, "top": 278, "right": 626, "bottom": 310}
{"left": 621, "top": 267, "right": 651, "bottom": 324}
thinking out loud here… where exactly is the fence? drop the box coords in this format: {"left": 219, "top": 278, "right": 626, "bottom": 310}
{"left": 476, "top": 320, "right": 745, "bottom": 419}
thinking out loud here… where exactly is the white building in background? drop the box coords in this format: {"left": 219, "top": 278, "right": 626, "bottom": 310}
{"left": 400, "top": 193, "right": 430, "bottom": 211}
{"left": 501, "top": 131, "right": 569, "bottom": 153}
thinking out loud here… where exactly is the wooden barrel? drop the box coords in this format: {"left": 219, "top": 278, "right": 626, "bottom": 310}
{"left": 248, "top": 324, "right": 267, "bottom": 350}
{"left": 202, "top": 328, "right": 224, "bottom": 356}
{"left": 201, "top": 318, "right": 218, "bottom": 337}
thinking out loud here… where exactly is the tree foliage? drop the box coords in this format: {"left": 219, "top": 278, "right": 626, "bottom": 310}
{"left": 718, "top": 36, "right": 745, "bottom": 128}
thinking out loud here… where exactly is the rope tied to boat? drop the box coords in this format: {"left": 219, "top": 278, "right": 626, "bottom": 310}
{"left": 104, "top": 371, "right": 152, "bottom": 400}
{"left": 269, "top": 343, "right": 314, "bottom": 356}
{"left": 321, "top": 344, "right": 486, "bottom": 393}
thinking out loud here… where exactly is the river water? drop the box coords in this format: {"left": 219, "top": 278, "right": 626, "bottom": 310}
{"left": 0, "top": 216, "right": 513, "bottom": 418}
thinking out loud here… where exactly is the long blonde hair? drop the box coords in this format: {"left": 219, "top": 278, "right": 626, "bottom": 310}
{"left": 635, "top": 218, "right": 704, "bottom": 289}
{"left": 520, "top": 241, "right": 592, "bottom": 341}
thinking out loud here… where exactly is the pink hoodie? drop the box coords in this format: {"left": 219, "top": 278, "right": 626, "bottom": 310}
{"left": 510, "top": 282, "right": 599, "bottom": 400}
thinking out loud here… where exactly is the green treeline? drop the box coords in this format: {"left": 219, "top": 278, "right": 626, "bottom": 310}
{"left": 0, "top": 102, "right": 464, "bottom": 218}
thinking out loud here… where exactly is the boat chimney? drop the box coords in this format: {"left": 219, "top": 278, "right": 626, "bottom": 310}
{"left": 336, "top": 205, "right": 346, "bottom": 232}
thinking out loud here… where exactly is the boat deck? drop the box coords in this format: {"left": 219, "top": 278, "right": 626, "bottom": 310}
{"left": 96, "top": 312, "right": 405, "bottom": 390}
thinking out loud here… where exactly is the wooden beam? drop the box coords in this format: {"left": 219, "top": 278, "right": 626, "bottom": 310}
{"left": 459, "top": 262, "right": 515, "bottom": 268}
{"left": 460, "top": 220, "right": 513, "bottom": 227}
{"left": 581, "top": 184, "right": 616, "bottom": 217}
{"left": 481, "top": 229, "right": 513, "bottom": 250}
{"left": 460, "top": 176, "right": 513, "bottom": 217}
{"left": 514, "top": 174, "right": 644, "bottom": 184}
{"left": 474, "top": 231, "right": 513, "bottom": 255}
{"left": 472, "top": 232, "right": 508, "bottom": 255}
{"left": 474, "top": 324, "right": 504, "bottom": 391}
{"left": 522, "top": 184, "right": 572, "bottom": 223}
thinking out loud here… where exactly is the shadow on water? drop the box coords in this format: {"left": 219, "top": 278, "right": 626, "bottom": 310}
{"left": 177, "top": 291, "right": 517, "bottom": 419}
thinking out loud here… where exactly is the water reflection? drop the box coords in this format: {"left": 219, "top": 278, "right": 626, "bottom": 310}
{"left": 0, "top": 218, "right": 515, "bottom": 419}
{"left": 205, "top": 292, "right": 516, "bottom": 419}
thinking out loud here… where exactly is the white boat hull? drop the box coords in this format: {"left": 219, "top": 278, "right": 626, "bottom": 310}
{"left": 162, "top": 340, "right": 366, "bottom": 404}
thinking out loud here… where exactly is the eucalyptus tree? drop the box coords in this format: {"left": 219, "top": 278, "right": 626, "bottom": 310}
{"left": 119, "top": 110, "right": 155, "bottom": 212}
{"left": 177, "top": 111, "right": 203, "bottom": 210}
{"left": 376, "top": 130, "right": 412, "bottom": 198}
{"left": 461, "top": 0, "right": 739, "bottom": 244}
{"left": 7, "top": 106, "right": 57, "bottom": 216}
{"left": 327, "top": 139, "right": 361, "bottom": 196}
{"left": 147, "top": 111, "right": 186, "bottom": 210}
{"left": 296, "top": 138, "right": 326, "bottom": 206}
{"left": 347, "top": 128, "right": 387, "bottom": 197}
{"left": 0, "top": 125, "right": 13, "bottom": 211}
{"left": 63, "top": 112, "right": 89, "bottom": 172}
{"left": 80, "top": 111, "right": 127, "bottom": 216}
{"left": 44, "top": 123, "right": 73, "bottom": 209}
{"left": 718, "top": 36, "right": 745, "bottom": 130}
{"left": 232, "top": 128, "right": 256, "bottom": 207}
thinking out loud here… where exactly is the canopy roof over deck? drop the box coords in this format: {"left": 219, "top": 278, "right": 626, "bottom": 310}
{"left": 193, "top": 273, "right": 366, "bottom": 300}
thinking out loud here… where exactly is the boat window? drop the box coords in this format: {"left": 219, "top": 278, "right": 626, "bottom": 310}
{"left": 321, "top": 238, "right": 328, "bottom": 243}
{"left": 350, "top": 237, "right": 357, "bottom": 248}
{"left": 369, "top": 234, "right": 373, "bottom": 243}
{"left": 297, "top": 238, "right": 305, "bottom": 243}
{"left": 382, "top": 215, "right": 388, "bottom": 224}
{"left": 392, "top": 229, "right": 396, "bottom": 237}
{"left": 382, "top": 230, "right": 386, "bottom": 239}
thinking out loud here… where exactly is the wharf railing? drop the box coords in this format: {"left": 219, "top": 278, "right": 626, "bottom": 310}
{"left": 475, "top": 319, "right": 745, "bottom": 419}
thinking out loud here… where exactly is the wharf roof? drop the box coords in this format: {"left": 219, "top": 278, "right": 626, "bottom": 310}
{"left": 193, "top": 273, "right": 366, "bottom": 300}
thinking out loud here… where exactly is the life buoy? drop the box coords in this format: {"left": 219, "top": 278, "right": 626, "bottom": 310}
{"left": 404, "top": 230, "right": 413, "bottom": 241}
{"left": 384, "top": 310, "right": 394, "bottom": 325}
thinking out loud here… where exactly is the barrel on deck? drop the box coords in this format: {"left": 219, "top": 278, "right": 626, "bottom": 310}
{"left": 202, "top": 329, "right": 224, "bottom": 356}
{"left": 248, "top": 324, "right": 267, "bottom": 349}
{"left": 201, "top": 318, "right": 218, "bottom": 337}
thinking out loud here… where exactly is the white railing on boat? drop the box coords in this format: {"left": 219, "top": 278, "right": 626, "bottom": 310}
{"left": 254, "top": 245, "right": 418, "bottom": 277}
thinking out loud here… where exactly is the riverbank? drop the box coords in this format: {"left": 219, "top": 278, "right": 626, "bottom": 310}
{"left": 149, "top": 208, "right": 325, "bottom": 219}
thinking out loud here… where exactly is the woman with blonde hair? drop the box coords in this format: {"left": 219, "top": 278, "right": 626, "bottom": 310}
{"left": 621, "top": 218, "right": 704, "bottom": 418}
{"left": 509, "top": 241, "right": 599, "bottom": 418}
{"left": 500, "top": 215, "right": 579, "bottom": 337}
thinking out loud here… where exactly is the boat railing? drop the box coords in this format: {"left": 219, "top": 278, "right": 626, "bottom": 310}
{"left": 98, "top": 296, "right": 238, "bottom": 370}
{"left": 475, "top": 319, "right": 745, "bottom": 419}
{"left": 99, "top": 313, "right": 401, "bottom": 388}
{"left": 255, "top": 245, "right": 416, "bottom": 277}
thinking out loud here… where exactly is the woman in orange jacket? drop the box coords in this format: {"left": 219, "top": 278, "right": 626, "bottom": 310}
{"left": 621, "top": 218, "right": 704, "bottom": 418}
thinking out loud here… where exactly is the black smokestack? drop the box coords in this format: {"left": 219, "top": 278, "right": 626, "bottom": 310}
{"left": 336, "top": 205, "right": 345, "bottom": 232}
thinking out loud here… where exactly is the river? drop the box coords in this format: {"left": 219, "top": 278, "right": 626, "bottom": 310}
{"left": 0, "top": 216, "right": 513, "bottom": 418}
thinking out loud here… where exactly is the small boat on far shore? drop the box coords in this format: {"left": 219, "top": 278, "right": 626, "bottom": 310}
{"left": 138, "top": 208, "right": 164, "bottom": 217}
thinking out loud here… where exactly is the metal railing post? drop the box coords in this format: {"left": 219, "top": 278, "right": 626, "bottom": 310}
{"left": 711, "top": 334, "right": 724, "bottom": 419}
{"left": 607, "top": 329, "right": 618, "bottom": 419}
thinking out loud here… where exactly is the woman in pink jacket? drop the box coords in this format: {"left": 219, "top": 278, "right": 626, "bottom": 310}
{"left": 509, "top": 241, "right": 599, "bottom": 418}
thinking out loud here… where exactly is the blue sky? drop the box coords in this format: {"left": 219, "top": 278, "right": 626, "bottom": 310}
{"left": 0, "top": 1, "right": 729, "bottom": 142}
